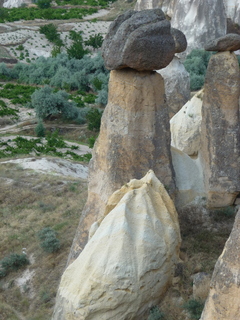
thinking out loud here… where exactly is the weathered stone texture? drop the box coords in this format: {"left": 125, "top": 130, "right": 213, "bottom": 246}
{"left": 67, "top": 69, "right": 175, "bottom": 264}
{"left": 205, "top": 33, "right": 240, "bottom": 52}
{"left": 171, "top": 28, "right": 187, "bottom": 53}
{"left": 102, "top": 9, "right": 176, "bottom": 71}
{"left": 170, "top": 89, "right": 203, "bottom": 155}
{"left": 200, "top": 208, "right": 240, "bottom": 320}
{"left": 52, "top": 171, "right": 181, "bottom": 320}
{"left": 158, "top": 56, "right": 190, "bottom": 118}
{"left": 200, "top": 51, "right": 240, "bottom": 207}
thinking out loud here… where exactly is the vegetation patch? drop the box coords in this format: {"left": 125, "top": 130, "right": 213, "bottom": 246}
{"left": 0, "top": 131, "right": 91, "bottom": 162}
{"left": 0, "top": 253, "right": 29, "bottom": 278}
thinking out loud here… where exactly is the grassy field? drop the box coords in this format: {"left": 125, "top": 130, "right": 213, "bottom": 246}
{"left": 0, "top": 162, "right": 88, "bottom": 320}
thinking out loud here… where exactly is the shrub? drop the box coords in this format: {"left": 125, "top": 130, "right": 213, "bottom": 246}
{"left": 184, "top": 49, "right": 213, "bottom": 91}
{"left": 85, "top": 33, "right": 104, "bottom": 49}
{"left": 39, "top": 23, "right": 63, "bottom": 46}
{"left": 183, "top": 299, "right": 204, "bottom": 319}
{"left": 67, "top": 30, "right": 89, "bottom": 60}
{"left": 0, "top": 253, "right": 29, "bottom": 278}
{"left": 86, "top": 108, "right": 102, "bottom": 131}
{"left": 36, "top": 0, "right": 52, "bottom": 9}
{"left": 37, "top": 227, "right": 61, "bottom": 253}
{"left": 148, "top": 306, "right": 165, "bottom": 320}
{"left": 31, "top": 85, "right": 87, "bottom": 123}
{"left": 35, "top": 119, "right": 46, "bottom": 137}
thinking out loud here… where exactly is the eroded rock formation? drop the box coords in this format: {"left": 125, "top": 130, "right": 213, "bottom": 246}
{"left": 200, "top": 51, "right": 240, "bottom": 207}
{"left": 205, "top": 33, "right": 240, "bottom": 51}
{"left": 102, "top": 9, "right": 176, "bottom": 71}
{"left": 158, "top": 56, "right": 190, "bottom": 118}
{"left": 53, "top": 171, "right": 181, "bottom": 320}
{"left": 170, "top": 90, "right": 203, "bottom": 155}
{"left": 68, "top": 68, "right": 175, "bottom": 264}
{"left": 200, "top": 208, "right": 240, "bottom": 320}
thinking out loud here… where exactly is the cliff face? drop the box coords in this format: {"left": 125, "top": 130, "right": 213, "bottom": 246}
{"left": 135, "top": 0, "right": 232, "bottom": 55}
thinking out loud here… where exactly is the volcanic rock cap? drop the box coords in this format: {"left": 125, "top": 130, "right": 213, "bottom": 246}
{"left": 102, "top": 9, "right": 186, "bottom": 71}
{"left": 205, "top": 33, "right": 240, "bottom": 52}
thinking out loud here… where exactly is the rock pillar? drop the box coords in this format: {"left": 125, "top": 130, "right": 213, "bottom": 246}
{"left": 67, "top": 69, "right": 175, "bottom": 264}
{"left": 200, "top": 51, "right": 240, "bottom": 207}
{"left": 200, "top": 208, "right": 240, "bottom": 320}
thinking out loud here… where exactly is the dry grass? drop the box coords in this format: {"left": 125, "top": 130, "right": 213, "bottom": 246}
{"left": 0, "top": 162, "right": 88, "bottom": 320}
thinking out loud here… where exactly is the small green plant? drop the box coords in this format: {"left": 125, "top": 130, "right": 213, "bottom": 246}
{"left": 85, "top": 33, "right": 104, "bottom": 49}
{"left": 148, "top": 306, "right": 165, "bottom": 320}
{"left": 211, "top": 206, "right": 236, "bottom": 222}
{"left": 86, "top": 108, "right": 102, "bottom": 131}
{"left": 88, "top": 136, "right": 96, "bottom": 148}
{"left": 36, "top": 0, "right": 52, "bottom": 9}
{"left": 183, "top": 299, "right": 204, "bottom": 319}
{"left": 0, "top": 253, "right": 29, "bottom": 278}
{"left": 37, "top": 227, "right": 61, "bottom": 253}
{"left": 35, "top": 120, "right": 46, "bottom": 137}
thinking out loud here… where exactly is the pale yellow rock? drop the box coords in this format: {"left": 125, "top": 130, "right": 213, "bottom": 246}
{"left": 170, "top": 90, "right": 203, "bottom": 156}
{"left": 200, "top": 208, "right": 240, "bottom": 320}
{"left": 52, "top": 170, "right": 181, "bottom": 320}
{"left": 67, "top": 68, "right": 175, "bottom": 264}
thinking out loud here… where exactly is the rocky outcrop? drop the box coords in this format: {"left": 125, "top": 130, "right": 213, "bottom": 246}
{"left": 170, "top": 90, "right": 203, "bottom": 155}
{"left": 52, "top": 171, "right": 181, "bottom": 320}
{"left": 224, "top": 0, "right": 240, "bottom": 26}
{"left": 3, "top": 0, "right": 23, "bottom": 8}
{"left": 171, "top": 147, "right": 204, "bottom": 208}
{"left": 135, "top": 0, "right": 177, "bottom": 18}
{"left": 200, "top": 208, "right": 240, "bottom": 320}
{"left": 205, "top": 33, "right": 240, "bottom": 51}
{"left": 171, "top": 28, "right": 187, "bottom": 53}
{"left": 158, "top": 56, "right": 190, "bottom": 118}
{"left": 171, "top": 0, "right": 226, "bottom": 55}
{"left": 67, "top": 68, "right": 175, "bottom": 264}
{"left": 102, "top": 9, "right": 176, "bottom": 71}
{"left": 135, "top": 0, "right": 227, "bottom": 56}
{"left": 200, "top": 51, "right": 240, "bottom": 207}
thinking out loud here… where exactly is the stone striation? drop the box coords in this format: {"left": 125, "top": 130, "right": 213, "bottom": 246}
{"left": 135, "top": 0, "right": 177, "bottom": 17}
{"left": 158, "top": 56, "right": 190, "bottom": 118}
{"left": 170, "top": 89, "right": 203, "bottom": 155}
{"left": 205, "top": 33, "right": 240, "bottom": 51}
{"left": 67, "top": 69, "right": 175, "bottom": 264}
{"left": 102, "top": 9, "right": 176, "bottom": 71}
{"left": 200, "top": 51, "right": 240, "bottom": 207}
{"left": 52, "top": 170, "right": 181, "bottom": 320}
{"left": 200, "top": 207, "right": 240, "bottom": 320}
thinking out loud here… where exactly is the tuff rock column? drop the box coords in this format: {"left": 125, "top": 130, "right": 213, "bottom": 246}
{"left": 200, "top": 37, "right": 240, "bottom": 208}
{"left": 67, "top": 9, "right": 185, "bottom": 264}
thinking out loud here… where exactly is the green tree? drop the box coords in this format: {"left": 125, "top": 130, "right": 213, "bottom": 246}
{"left": 67, "top": 30, "right": 89, "bottom": 60}
{"left": 36, "top": 0, "right": 52, "bottom": 9}
{"left": 35, "top": 119, "right": 46, "bottom": 137}
{"left": 85, "top": 33, "right": 104, "bottom": 49}
{"left": 86, "top": 108, "right": 103, "bottom": 131}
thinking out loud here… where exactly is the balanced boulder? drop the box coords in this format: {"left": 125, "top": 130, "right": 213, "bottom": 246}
{"left": 171, "top": 28, "right": 187, "bottom": 53}
{"left": 205, "top": 33, "right": 240, "bottom": 52}
{"left": 52, "top": 170, "right": 181, "bottom": 320}
{"left": 102, "top": 9, "right": 176, "bottom": 71}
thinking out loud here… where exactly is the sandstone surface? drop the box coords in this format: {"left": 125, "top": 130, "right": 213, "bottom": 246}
{"left": 158, "top": 56, "right": 190, "bottom": 118}
{"left": 205, "top": 33, "right": 240, "bottom": 51}
{"left": 200, "top": 208, "right": 240, "bottom": 320}
{"left": 171, "top": 147, "right": 204, "bottom": 208}
{"left": 52, "top": 170, "right": 181, "bottom": 320}
{"left": 67, "top": 68, "right": 175, "bottom": 264}
{"left": 200, "top": 51, "right": 240, "bottom": 207}
{"left": 170, "top": 89, "right": 203, "bottom": 155}
{"left": 102, "top": 9, "right": 176, "bottom": 71}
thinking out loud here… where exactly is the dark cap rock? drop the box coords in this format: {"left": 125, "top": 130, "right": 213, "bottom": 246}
{"left": 102, "top": 9, "right": 176, "bottom": 71}
{"left": 205, "top": 33, "right": 240, "bottom": 52}
{"left": 171, "top": 28, "right": 187, "bottom": 53}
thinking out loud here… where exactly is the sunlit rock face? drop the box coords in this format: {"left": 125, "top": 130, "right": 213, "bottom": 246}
{"left": 52, "top": 171, "right": 181, "bottom": 320}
